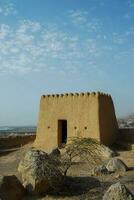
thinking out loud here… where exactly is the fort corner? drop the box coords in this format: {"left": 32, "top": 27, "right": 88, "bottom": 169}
{"left": 34, "top": 92, "right": 118, "bottom": 151}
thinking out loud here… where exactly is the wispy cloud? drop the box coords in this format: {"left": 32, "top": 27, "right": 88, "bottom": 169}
{"left": 0, "top": 3, "right": 133, "bottom": 77}
{"left": 0, "top": 24, "right": 10, "bottom": 39}
{"left": 67, "top": 10, "right": 102, "bottom": 33}
{"left": 0, "top": 2, "right": 17, "bottom": 16}
{"left": 113, "top": 47, "right": 134, "bottom": 68}
{"left": 0, "top": 4, "right": 105, "bottom": 75}
{"left": 0, "top": 20, "right": 43, "bottom": 74}
{"left": 113, "top": 33, "right": 126, "bottom": 45}
{"left": 86, "top": 19, "right": 102, "bottom": 33}
{"left": 68, "top": 10, "right": 88, "bottom": 25}
{"left": 0, "top": 20, "right": 103, "bottom": 75}
{"left": 125, "top": 27, "right": 134, "bottom": 36}
{"left": 17, "top": 20, "right": 41, "bottom": 33}
{"left": 112, "top": 26, "right": 134, "bottom": 45}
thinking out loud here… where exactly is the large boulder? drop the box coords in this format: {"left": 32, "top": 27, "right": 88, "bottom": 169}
{"left": 100, "top": 145, "right": 117, "bottom": 158}
{"left": 0, "top": 175, "right": 25, "bottom": 200}
{"left": 50, "top": 148, "right": 60, "bottom": 157}
{"left": 103, "top": 182, "right": 134, "bottom": 200}
{"left": 92, "top": 165, "right": 109, "bottom": 176}
{"left": 92, "top": 158, "right": 128, "bottom": 176}
{"left": 106, "top": 158, "right": 128, "bottom": 173}
{"left": 18, "top": 149, "right": 63, "bottom": 195}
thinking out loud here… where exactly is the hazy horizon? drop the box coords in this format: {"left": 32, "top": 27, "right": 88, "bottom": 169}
{"left": 0, "top": 0, "right": 134, "bottom": 126}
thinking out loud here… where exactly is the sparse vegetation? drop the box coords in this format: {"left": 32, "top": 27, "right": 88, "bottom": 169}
{"left": 58, "top": 137, "right": 103, "bottom": 177}
{"left": 0, "top": 140, "right": 134, "bottom": 200}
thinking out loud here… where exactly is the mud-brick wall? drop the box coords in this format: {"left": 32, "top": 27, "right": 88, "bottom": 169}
{"left": 99, "top": 94, "right": 118, "bottom": 145}
{"left": 118, "top": 128, "right": 134, "bottom": 143}
{"left": 34, "top": 92, "right": 118, "bottom": 151}
{"left": 0, "top": 134, "right": 36, "bottom": 149}
{"left": 34, "top": 92, "right": 100, "bottom": 151}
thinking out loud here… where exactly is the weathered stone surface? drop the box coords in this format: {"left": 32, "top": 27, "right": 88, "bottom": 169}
{"left": 100, "top": 145, "right": 117, "bottom": 158}
{"left": 0, "top": 175, "right": 25, "bottom": 200}
{"left": 50, "top": 148, "right": 60, "bottom": 157}
{"left": 18, "top": 149, "right": 63, "bottom": 195}
{"left": 103, "top": 182, "right": 134, "bottom": 200}
{"left": 106, "top": 158, "right": 128, "bottom": 173}
{"left": 92, "top": 158, "right": 128, "bottom": 176}
{"left": 92, "top": 165, "right": 109, "bottom": 176}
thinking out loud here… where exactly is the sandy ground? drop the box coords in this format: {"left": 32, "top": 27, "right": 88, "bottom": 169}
{"left": 0, "top": 144, "right": 134, "bottom": 200}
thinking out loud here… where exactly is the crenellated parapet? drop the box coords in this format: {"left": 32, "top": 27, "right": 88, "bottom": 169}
{"left": 41, "top": 91, "right": 111, "bottom": 99}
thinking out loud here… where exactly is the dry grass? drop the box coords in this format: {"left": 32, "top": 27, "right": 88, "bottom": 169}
{"left": 0, "top": 141, "right": 134, "bottom": 200}
{"left": 59, "top": 137, "right": 104, "bottom": 176}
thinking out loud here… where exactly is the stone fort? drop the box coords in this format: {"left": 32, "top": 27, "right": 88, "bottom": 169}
{"left": 34, "top": 92, "right": 118, "bottom": 151}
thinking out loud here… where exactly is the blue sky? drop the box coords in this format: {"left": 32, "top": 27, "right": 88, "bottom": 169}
{"left": 0, "top": 0, "right": 134, "bottom": 126}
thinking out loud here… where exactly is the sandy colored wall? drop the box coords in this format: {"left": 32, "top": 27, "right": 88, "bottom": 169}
{"left": 34, "top": 92, "right": 118, "bottom": 151}
{"left": 0, "top": 135, "right": 36, "bottom": 149}
{"left": 34, "top": 92, "right": 100, "bottom": 151}
{"left": 99, "top": 94, "right": 118, "bottom": 145}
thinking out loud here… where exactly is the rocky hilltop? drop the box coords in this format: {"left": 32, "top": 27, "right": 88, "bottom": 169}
{"left": 118, "top": 114, "right": 134, "bottom": 128}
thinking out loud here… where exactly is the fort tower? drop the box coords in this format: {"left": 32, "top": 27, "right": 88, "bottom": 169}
{"left": 34, "top": 92, "right": 118, "bottom": 151}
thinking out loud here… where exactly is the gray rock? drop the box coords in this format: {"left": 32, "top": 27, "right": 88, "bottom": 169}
{"left": 50, "top": 148, "right": 60, "bottom": 157}
{"left": 100, "top": 145, "right": 117, "bottom": 158}
{"left": 0, "top": 175, "right": 25, "bottom": 200}
{"left": 106, "top": 158, "right": 128, "bottom": 173}
{"left": 92, "top": 158, "right": 128, "bottom": 176}
{"left": 92, "top": 165, "right": 109, "bottom": 176}
{"left": 18, "top": 149, "right": 63, "bottom": 195}
{"left": 103, "top": 182, "right": 134, "bottom": 200}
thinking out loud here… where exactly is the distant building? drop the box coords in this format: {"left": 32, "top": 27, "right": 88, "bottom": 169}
{"left": 34, "top": 92, "right": 118, "bottom": 151}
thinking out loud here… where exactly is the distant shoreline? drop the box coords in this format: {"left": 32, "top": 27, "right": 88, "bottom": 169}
{"left": 0, "top": 132, "right": 36, "bottom": 139}
{"left": 0, "top": 126, "right": 36, "bottom": 136}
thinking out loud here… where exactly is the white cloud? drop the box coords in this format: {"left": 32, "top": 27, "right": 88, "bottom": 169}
{"left": 0, "top": 4, "right": 112, "bottom": 76}
{"left": 112, "top": 27, "right": 134, "bottom": 46}
{"left": 113, "top": 47, "right": 134, "bottom": 67}
{"left": 0, "top": 20, "right": 43, "bottom": 74}
{"left": 113, "top": 33, "right": 125, "bottom": 45}
{"left": 0, "top": 18, "right": 103, "bottom": 75}
{"left": 68, "top": 10, "right": 88, "bottom": 25}
{"left": 87, "top": 19, "right": 102, "bottom": 32}
{"left": 0, "top": 2, "right": 16, "bottom": 16}
{"left": 67, "top": 9, "right": 102, "bottom": 33}
{"left": 0, "top": 24, "right": 10, "bottom": 39}
{"left": 125, "top": 27, "right": 134, "bottom": 36}
{"left": 17, "top": 20, "right": 41, "bottom": 33}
